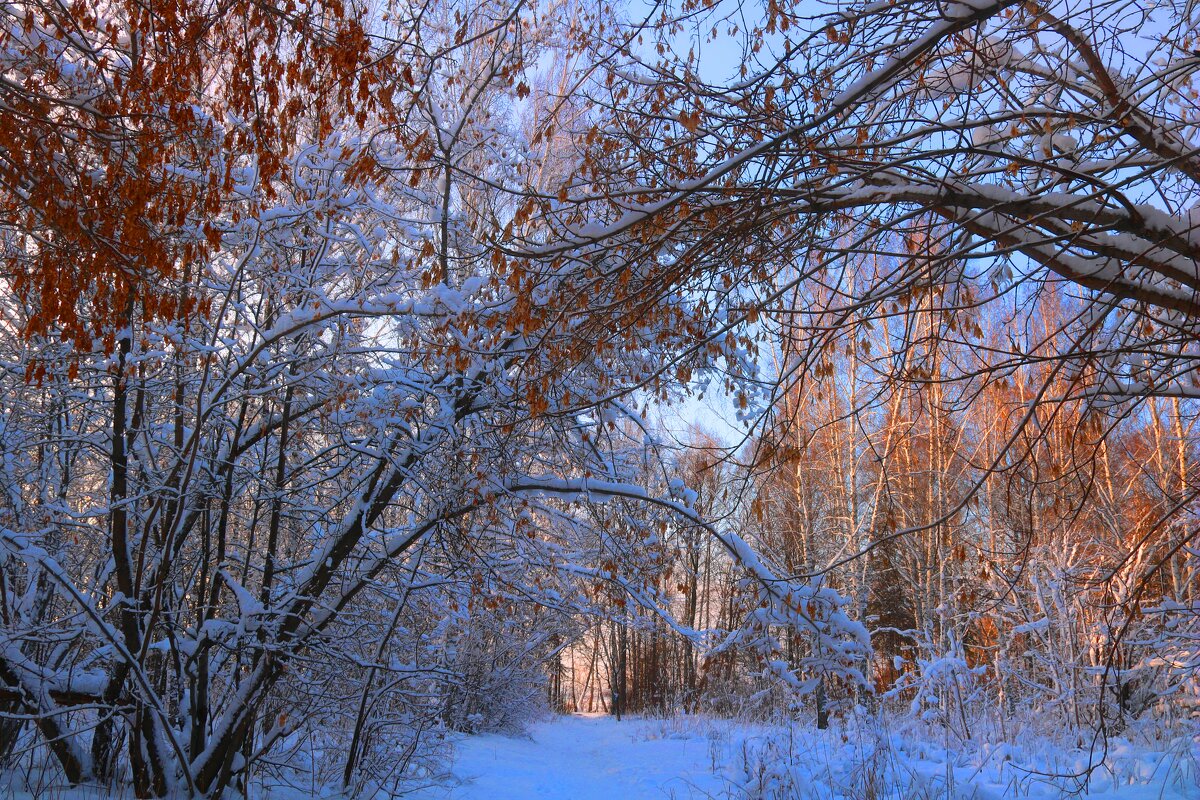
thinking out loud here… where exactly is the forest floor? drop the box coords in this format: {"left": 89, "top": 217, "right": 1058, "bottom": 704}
{"left": 407, "top": 714, "right": 727, "bottom": 799}
{"left": 407, "top": 713, "right": 1198, "bottom": 800}
{"left": 0, "top": 714, "right": 1193, "bottom": 798}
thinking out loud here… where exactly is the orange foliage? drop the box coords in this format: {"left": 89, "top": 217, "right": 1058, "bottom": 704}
{"left": 0, "top": 0, "right": 404, "bottom": 348}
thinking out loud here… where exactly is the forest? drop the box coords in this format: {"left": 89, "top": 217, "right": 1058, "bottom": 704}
{"left": 0, "top": 0, "right": 1196, "bottom": 797}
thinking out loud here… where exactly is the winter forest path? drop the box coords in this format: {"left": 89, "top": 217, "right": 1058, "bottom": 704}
{"left": 409, "top": 714, "right": 728, "bottom": 800}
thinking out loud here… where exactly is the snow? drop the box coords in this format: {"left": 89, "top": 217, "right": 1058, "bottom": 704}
{"left": 408, "top": 714, "right": 727, "bottom": 799}
{"left": 406, "top": 714, "right": 1198, "bottom": 800}
{"left": 0, "top": 713, "right": 1191, "bottom": 799}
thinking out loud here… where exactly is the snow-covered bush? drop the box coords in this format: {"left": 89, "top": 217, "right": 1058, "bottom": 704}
{"left": 436, "top": 607, "right": 554, "bottom": 737}
{"left": 721, "top": 708, "right": 1199, "bottom": 800}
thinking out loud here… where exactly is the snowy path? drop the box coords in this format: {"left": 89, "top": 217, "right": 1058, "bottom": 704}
{"left": 409, "top": 715, "right": 727, "bottom": 800}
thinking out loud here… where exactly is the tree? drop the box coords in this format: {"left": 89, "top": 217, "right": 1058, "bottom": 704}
{"left": 544, "top": 0, "right": 1199, "bottom": 450}
{"left": 526, "top": 0, "right": 1199, "bottom": 727}
{"left": 0, "top": 0, "right": 649, "bottom": 794}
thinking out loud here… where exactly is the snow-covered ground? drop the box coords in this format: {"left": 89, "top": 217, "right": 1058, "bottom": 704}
{"left": 0, "top": 714, "right": 1193, "bottom": 798}
{"left": 407, "top": 714, "right": 727, "bottom": 799}
{"left": 408, "top": 713, "right": 1198, "bottom": 800}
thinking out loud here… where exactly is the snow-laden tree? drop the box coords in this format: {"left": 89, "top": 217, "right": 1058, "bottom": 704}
{"left": 513, "top": 0, "right": 1199, "bottom": 738}
{"left": 541, "top": 0, "right": 1199, "bottom": 428}
{"left": 0, "top": 0, "right": 878, "bottom": 796}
